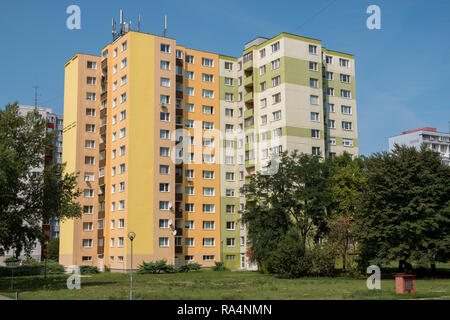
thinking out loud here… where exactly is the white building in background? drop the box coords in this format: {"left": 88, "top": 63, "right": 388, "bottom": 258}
{"left": 389, "top": 127, "right": 450, "bottom": 166}
{"left": 0, "top": 105, "right": 63, "bottom": 265}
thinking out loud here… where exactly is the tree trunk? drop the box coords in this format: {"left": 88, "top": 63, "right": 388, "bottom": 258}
{"left": 430, "top": 263, "right": 436, "bottom": 274}
{"left": 399, "top": 259, "right": 413, "bottom": 273}
{"left": 342, "top": 253, "right": 346, "bottom": 271}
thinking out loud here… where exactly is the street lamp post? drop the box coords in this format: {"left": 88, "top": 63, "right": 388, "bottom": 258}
{"left": 128, "top": 231, "right": 136, "bottom": 300}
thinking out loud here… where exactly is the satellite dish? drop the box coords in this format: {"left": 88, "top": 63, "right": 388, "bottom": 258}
{"left": 173, "top": 230, "right": 177, "bottom": 236}
{"left": 168, "top": 219, "right": 173, "bottom": 226}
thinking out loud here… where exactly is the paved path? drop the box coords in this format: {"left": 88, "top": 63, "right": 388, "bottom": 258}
{"left": 0, "top": 295, "right": 12, "bottom": 300}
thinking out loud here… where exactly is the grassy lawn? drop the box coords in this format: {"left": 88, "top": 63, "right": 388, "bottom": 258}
{"left": 1, "top": 269, "right": 450, "bottom": 300}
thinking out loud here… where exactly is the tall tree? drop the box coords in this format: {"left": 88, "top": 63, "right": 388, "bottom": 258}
{"left": 356, "top": 144, "right": 450, "bottom": 272}
{"left": 0, "top": 102, "right": 82, "bottom": 258}
{"left": 241, "top": 150, "right": 331, "bottom": 269}
{"left": 326, "top": 153, "right": 366, "bottom": 270}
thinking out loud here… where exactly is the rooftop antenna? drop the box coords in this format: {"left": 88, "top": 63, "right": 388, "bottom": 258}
{"left": 32, "top": 85, "right": 40, "bottom": 108}
{"left": 112, "top": 18, "right": 117, "bottom": 40}
{"left": 164, "top": 15, "right": 167, "bottom": 37}
{"left": 138, "top": 14, "right": 141, "bottom": 32}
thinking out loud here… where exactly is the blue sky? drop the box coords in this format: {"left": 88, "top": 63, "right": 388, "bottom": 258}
{"left": 1, "top": 0, "right": 449, "bottom": 156}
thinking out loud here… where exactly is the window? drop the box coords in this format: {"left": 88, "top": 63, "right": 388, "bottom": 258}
{"left": 121, "top": 41, "right": 127, "bottom": 51}
{"left": 121, "top": 58, "right": 127, "bottom": 69}
{"left": 120, "top": 92, "right": 127, "bottom": 103}
{"left": 159, "top": 237, "right": 169, "bottom": 247}
{"left": 159, "top": 219, "right": 169, "bottom": 229}
{"left": 261, "top": 148, "right": 268, "bottom": 159}
{"left": 110, "top": 202, "right": 115, "bottom": 212}
{"left": 225, "top": 93, "right": 233, "bottom": 101}
{"left": 339, "top": 58, "right": 350, "bottom": 68}
{"left": 83, "top": 239, "right": 93, "bottom": 248}
{"left": 159, "top": 201, "right": 170, "bottom": 211}
{"left": 83, "top": 222, "right": 93, "bottom": 231}
{"left": 226, "top": 189, "right": 235, "bottom": 197}
{"left": 160, "top": 77, "right": 170, "bottom": 87}
{"left": 312, "top": 146, "right": 320, "bottom": 155}
{"left": 118, "top": 200, "right": 124, "bottom": 210}
{"left": 328, "top": 119, "right": 335, "bottom": 129}
{"left": 160, "top": 129, "right": 170, "bottom": 139}
{"left": 327, "top": 87, "right": 335, "bottom": 96}
{"left": 185, "top": 238, "right": 195, "bottom": 247}
{"left": 160, "top": 95, "right": 170, "bottom": 105}
{"left": 203, "top": 137, "right": 214, "bottom": 147}
{"left": 340, "top": 74, "right": 351, "bottom": 83}
{"left": 226, "top": 205, "right": 236, "bottom": 214}
{"left": 341, "top": 90, "right": 352, "bottom": 99}
{"left": 260, "top": 82, "right": 266, "bottom": 91}
{"left": 342, "top": 121, "right": 353, "bottom": 131}
{"left": 161, "top": 43, "right": 170, "bottom": 53}
{"left": 325, "top": 71, "right": 333, "bottom": 81}
{"left": 87, "top": 76, "right": 96, "bottom": 85}
{"left": 202, "top": 170, "right": 214, "bottom": 179}
{"left": 225, "top": 108, "right": 234, "bottom": 117}
{"left": 225, "top": 140, "right": 234, "bottom": 149}
{"left": 83, "top": 205, "right": 94, "bottom": 214}
{"left": 329, "top": 137, "right": 336, "bottom": 146}
{"left": 87, "top": 61, "right": 97, "bottom": 69}
{"left": 311, "top": 129, "right": 320, "bottom": 139}
{"left": 202, "top": 57, "right": 214, "bottom": 67}
{"left": 160, "top": 165, "right": 169, "bottom": 175}
{"left": 202, "top": 121, "right": 214, "bottom": 130}
{"left": 85, "top": 156, "right": 95, "bottom": 165}
{"left": 86, "top": 92, "right": 96, "bottom": 101}
{"left": 184, "top": 103, "right": 194, "bottom": 112}
{"left": 119, "top": 163, "right": 125, "bottom": 174}
{"left": 343, "top": 138, "right": 353, "bottom": 147}
{"left": 310, "top": 95, "right": 319, "bottom": 105}
{"left": 311, "top": 112, "right": 319, "bottom": 121}
{"left": 203, "top": 221, "right": 215, "bottom": 230}
{"left": 185, "top": 55, "right": 194, "bottom": 64}
{"left": 119, "top": 128, "right": 126, "bottom": 138}
{"left": 160, "top": 183, "right": 170, "bottom": 192}
{"left": 203, "top": 255, "right": 215, "bottom": 261}
{"left": 119, "top": 182, "right": 125, "bottom": 192}
{"left": 203, "top": 204, "right": 215, "bottom": 213}
{"left": 309, "top": 62, "right": 318, "bottom": 71}
{"left": 326, "top": 55, "right": 333, "bottom": 64}
{"left": 118, "top": 237, "right": 124, "bottom": 248}
{"left": 176, "top": 49, "right": 183, "bottom": 59}
{"left": 260, "top": 115, "right": 267, "bottom": 125}
{"left": 225, "top": 77, "right": 233, "bottom": 86}
{"left": 271, "top": 58, "right": 280, "bottom": 70}
{"left": 86, "top": 108, "right": 96, "bottom": 117}
{"left": 225, "top": 172, "right": 235, "bottom": 181}
{"left": 113, "top": 81, "right": 117, "bottom": 91}
{"left": 85, "top": 140, "right": 95, "bottom": 149}
{"left": 185, "top": 186, "right": 194, "bottom": 195}
{"left": 160, "top": 60, "right": 170, "bottom": 70}
{"left": 273, "top": 111, "right": 281, "bottom": 121}
{"left": 185, "top": 220, "right": 194, "bottom": 229}
{"left": 202, "top": 105, "right": 214, "bottom": 115}
{"left": 185, "top": 203, "right": 195, "bottom": 212}
{"left": 272, "top": 76, "right": 281, "bottom": 87}
{"left": 121, "top": 75, "right": 127, "bottom": 86}
{"left": 327, "top": 103, "right": 335, "bottom": 113}
{"left": 341, "top": 105, "right": 352, "bottom": 115}
{"left": 185, "top": 255, "right": 194, "bottom": 261}
{"left": 202, "top": 89, "right": 214, "bottom": 98}
{"left": 160, "top": 147, "right": 170, "bottom": 157}
{"left": 224, "top": 61, "right": 233, "bottom": 70}
{"left": 259, "top": 48, "right": 266, "bottom": 58}
{"left": 203, "top": 238, "right": 215, "bottom": 247}
{"left": 203, "top": 187, "right": 215, "bottom": 196}
{"left": 310, "top": 78, "right": 318, "bottom": 88}
{"left": 185, "top": 119, "right": 194, "bottom": 128}
{"left": 185, "top": 71, "right": 194, "bottom": 80}
{"left": 185, "top": 87, "right": 194, "bottom": 96}
{"left": 309, "top": 44, "right": 317, "bottom": 54}
{"left": 160, "top": 112, "right": 170, "bottom": 121}
{"left": 260, "top": 98, "right": 267, "bottom": 108}
{"left": 271, "top": 41, "right": 280, "bottom": 52}
{"left": 113, "top": 64, "right": 117, "bottom": 74}
{"left": 226, "top": 238, "right": 235, "bottom": 247}
{"left": 259, "top": 65, "right": 266, "bottom": 75}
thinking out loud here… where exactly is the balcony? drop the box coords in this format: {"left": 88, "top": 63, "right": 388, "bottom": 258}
{"left": 243, "top": 75, "right": 253, "bottom": 88}
{"left": 243, "top": 59, "right": 253, "bottom": 71}
{"left": 244, "top": 108, "right": 254, "bottom": 119}
{"left": 244, "top": 91, "right": 253, "bottom": 103}
{"left": 245, "top": 159, "right": 255, "bottom": 168}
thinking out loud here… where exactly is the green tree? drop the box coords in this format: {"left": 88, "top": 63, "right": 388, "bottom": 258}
{"left": 0, "top": 102, "right": 82, "bottom": 258}
{"left": 45, "top": 238, "right": 60, "bottom": 261}
{"left": 356, "top": 144, "right": 450, "bottom": 272}
{"left": 326, "top": 153, "right": 366, "bottom": 270}
{"left": 241, "top": 150, "right": 331, "bottom": 271}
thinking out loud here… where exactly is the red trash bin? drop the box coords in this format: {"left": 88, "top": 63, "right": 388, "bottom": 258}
{"left": 394, "top": 274, "right": 416, "bottom": 294}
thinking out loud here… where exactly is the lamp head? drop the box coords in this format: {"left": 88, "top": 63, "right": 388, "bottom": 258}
{"left": 128, "top": 231, "right": 136, "bottom": 240}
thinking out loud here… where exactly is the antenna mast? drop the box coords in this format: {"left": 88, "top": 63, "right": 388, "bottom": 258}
{"left": 164, "top": 15, "right": 167, "bottom": 37}
{"left": 32, "top": 85, "right": 39, "bottom": 108}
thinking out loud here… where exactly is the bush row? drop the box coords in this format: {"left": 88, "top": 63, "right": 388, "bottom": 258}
{"left": 137, "top": 260, "right": 201, "bottom": 274}
{"left": 0, "top": 260, "right": 65, "bottom": 277}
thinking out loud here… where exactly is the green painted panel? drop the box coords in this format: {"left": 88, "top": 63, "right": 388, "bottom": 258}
{"left": 219, "top": 76, "right": 238, "bottom": 101}
{"left": 283, "top": 126, "right": 323, "bottom": 139}
{"left": 220, "top": 196, "right": 241, "bottom": 269}
{"left": 244, "top": 91, "right": 253, "bottom": 103}
{"left": 243, "top": 59, "right": 253, "bottom": 71}
{"left": 244, "top": 108, "right": 254, "bottom": 118}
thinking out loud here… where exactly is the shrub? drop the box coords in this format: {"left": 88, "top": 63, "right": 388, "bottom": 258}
{"left": 137, "top": 259, "right": 174, "bottom": 274}
{"left": 3, "top": 257, "right": 20, "bottom": 264}
{"left": 177, "top": 263, "right": 202, "bottom": 272}
{"left": 46, "top": 238, "right": 60, "bottom": 261}
{"left": 212, "top": 261, "right": 228, "bottom": 271}
{"left": 310, "top": 244, "right": 338, "bottom": 277}
{"left": 266, "top": 228, "right": 313, "bottom": 278}
{"left": 0, "top": 265, "right": 43, "bottom": 277}
{"left": 79, "top": 266, "right": 100, "bottom": 274}
{"left": 40, "top": 260, "right": 65, "bottom": 274}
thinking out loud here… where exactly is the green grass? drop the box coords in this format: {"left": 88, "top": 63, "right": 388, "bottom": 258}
{"left": 1, "top": 269, "right": 450, "bottom": 300}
